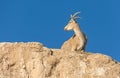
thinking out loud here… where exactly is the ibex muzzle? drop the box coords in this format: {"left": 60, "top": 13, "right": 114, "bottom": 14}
{"left": 64, "top": 19, "right": 76, "bottom": 31}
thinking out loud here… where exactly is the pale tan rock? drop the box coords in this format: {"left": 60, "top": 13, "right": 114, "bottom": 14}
{"left": 0, "top": 42, "right": 119, "bottom": 78}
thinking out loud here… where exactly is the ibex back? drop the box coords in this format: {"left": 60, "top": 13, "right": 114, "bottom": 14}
{"left": 61, "top": 12, "right": 87, "bottom": 52}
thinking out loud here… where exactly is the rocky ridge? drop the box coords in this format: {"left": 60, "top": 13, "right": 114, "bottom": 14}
{"left": 0, "top": 42, "right": 119, "bottom": 78}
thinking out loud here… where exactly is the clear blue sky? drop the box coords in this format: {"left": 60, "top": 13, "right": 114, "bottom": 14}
{"left": 0, "top": 0, "right": 120, "bottom": 61}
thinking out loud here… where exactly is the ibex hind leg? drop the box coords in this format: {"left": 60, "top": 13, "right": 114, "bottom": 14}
{"left": 76, "top": 49, "right": 85, "bottom": 54}
{"left": 71, "top": 46, "right": 77, "bottom": 51}
{"left": 77, "top": 46, "right": 85, "bottom": 53}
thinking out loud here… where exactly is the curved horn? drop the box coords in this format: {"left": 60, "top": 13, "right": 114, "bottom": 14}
{"left": 72, "top": 12, "right": 80, "bottom": 18}
{"left": 71, "top": 11, "right": 81, "bottom": 20}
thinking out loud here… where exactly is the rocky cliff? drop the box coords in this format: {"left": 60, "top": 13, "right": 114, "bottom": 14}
{"left": 0, "top": 42, "right": 119, "bottom": 78}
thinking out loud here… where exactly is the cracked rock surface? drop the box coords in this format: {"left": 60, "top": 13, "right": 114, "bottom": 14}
{"left": 0, "top": 42, "right": 119, "bottom": 78}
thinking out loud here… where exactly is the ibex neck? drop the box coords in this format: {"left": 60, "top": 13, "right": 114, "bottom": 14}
{"left": 73, "top": 24, "right": 82, "bottom": 36}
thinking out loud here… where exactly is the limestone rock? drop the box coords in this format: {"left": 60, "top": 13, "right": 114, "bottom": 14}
{"left": 0, "top": 42, "right": 119, "bottom": 78}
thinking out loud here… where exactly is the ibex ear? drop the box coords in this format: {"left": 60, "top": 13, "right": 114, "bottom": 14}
{"left": 74, "top": 16, "right": 81, "bottom": 19}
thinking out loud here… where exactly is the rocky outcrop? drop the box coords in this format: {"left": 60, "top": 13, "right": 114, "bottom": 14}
{"left": 0, "top": 42, "right": 119, "bottom": 78}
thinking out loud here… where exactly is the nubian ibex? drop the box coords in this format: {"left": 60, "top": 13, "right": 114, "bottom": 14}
{"left": 61, "top": 12, "right": 87, "bottom": 52}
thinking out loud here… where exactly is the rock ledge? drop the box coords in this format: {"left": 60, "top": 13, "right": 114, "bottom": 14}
{"left": 0, "top": 42, "right": 119, "bottom": 78}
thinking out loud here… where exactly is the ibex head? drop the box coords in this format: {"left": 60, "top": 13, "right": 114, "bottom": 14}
{"left": 64, "top": 12, "right": 81, "bottom": 31}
